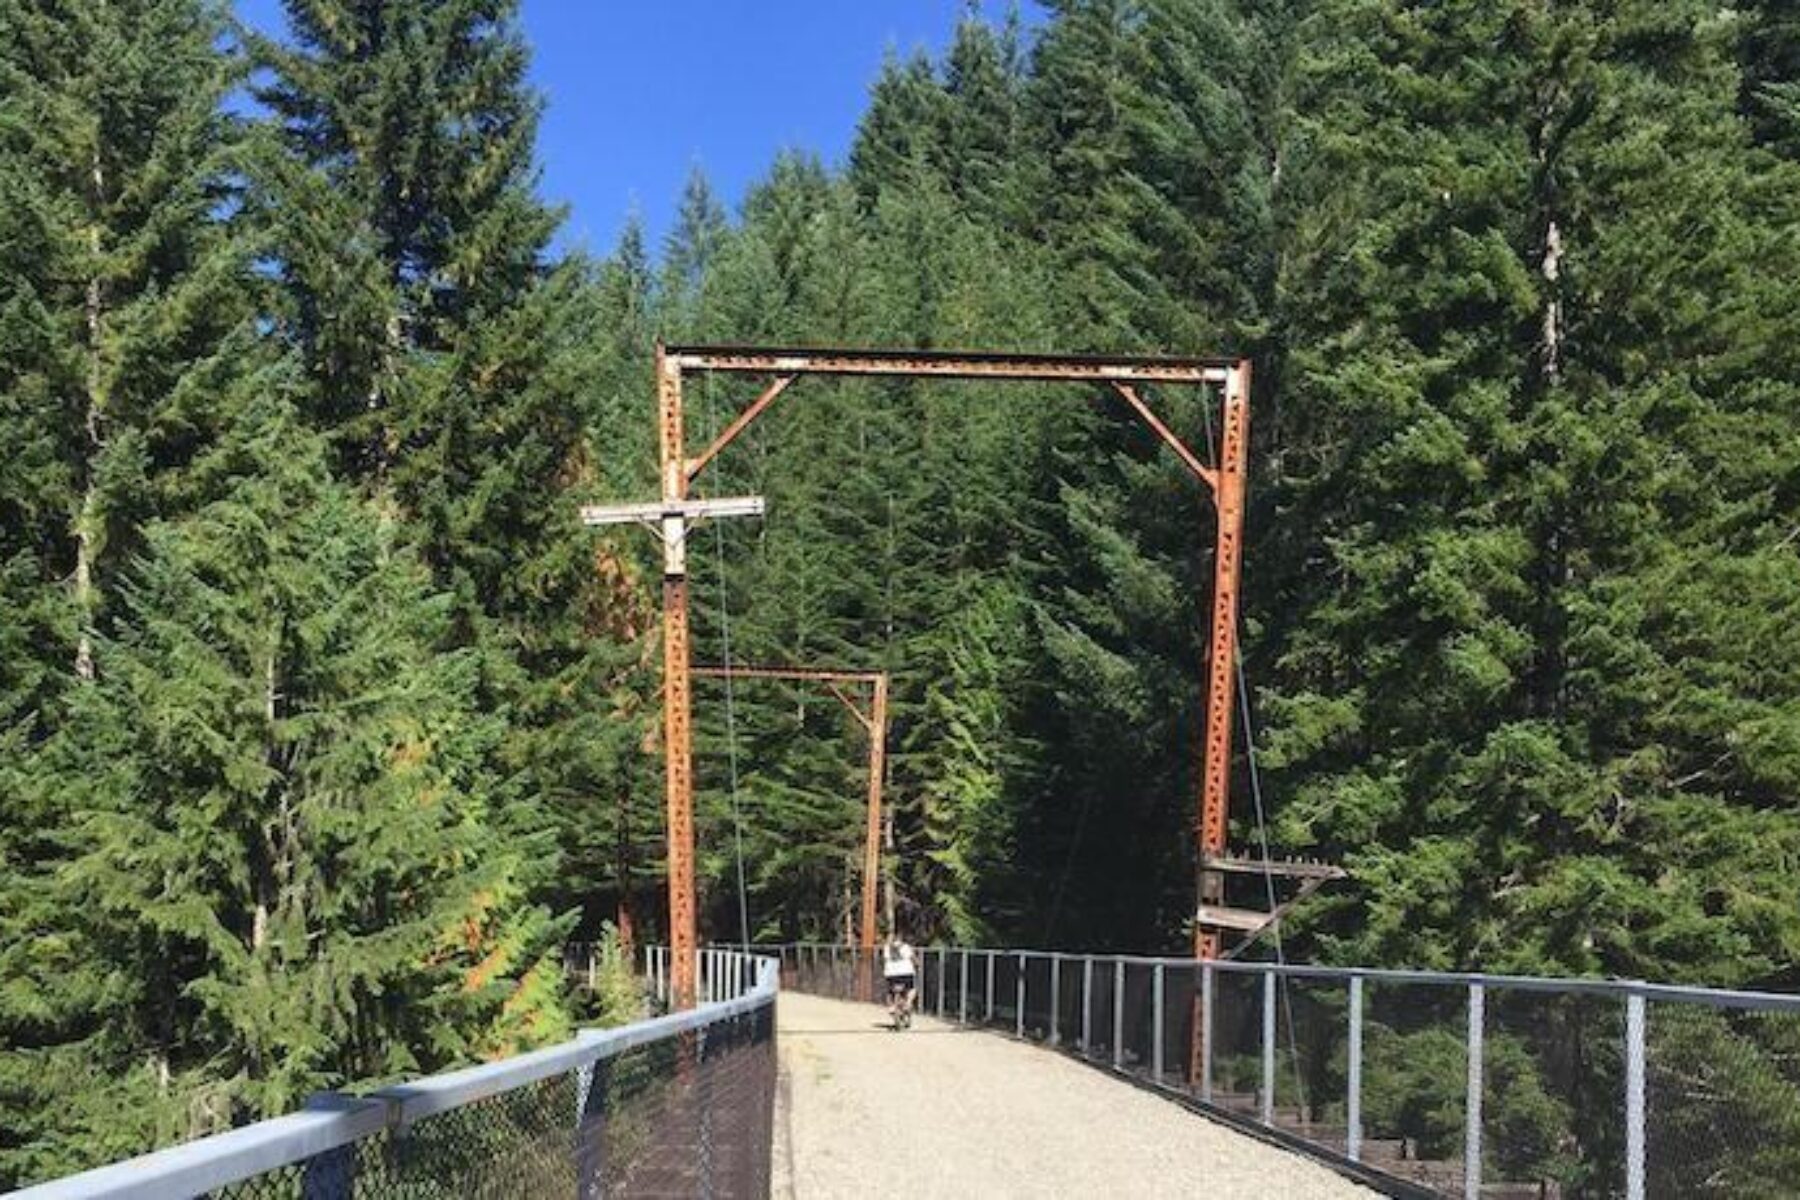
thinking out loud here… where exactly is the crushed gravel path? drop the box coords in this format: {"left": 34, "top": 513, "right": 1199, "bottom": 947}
{"left": 772, "top": 991, "right": 1374, "bottom": 1199}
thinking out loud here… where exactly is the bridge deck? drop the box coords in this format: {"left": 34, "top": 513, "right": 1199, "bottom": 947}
{"left": 772, "top": 992, "right": 1372, "bottom": 1199}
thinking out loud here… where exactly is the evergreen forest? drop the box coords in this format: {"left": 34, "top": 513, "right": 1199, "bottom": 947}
{"left": 4, "top": 0, "right": 1800, "bottom": 1187}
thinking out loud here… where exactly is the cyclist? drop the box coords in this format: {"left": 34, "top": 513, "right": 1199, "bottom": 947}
{"left": 882, "top": 937, "right": 917, "bottom": 1029}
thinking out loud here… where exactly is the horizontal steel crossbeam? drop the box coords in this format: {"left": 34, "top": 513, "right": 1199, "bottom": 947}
{"left": 665, "top": 343, "right": 1232, "bottom": 384}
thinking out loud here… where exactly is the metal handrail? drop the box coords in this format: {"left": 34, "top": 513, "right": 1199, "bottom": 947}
{"left": 18, "top": 950, "right": 779, "bottom": 1200}
{"left": 761, "top": 940, "right": 1800, "bottom": 1011}
{"left": 769, "top": 940, "right": 1800, "bottom": 1200}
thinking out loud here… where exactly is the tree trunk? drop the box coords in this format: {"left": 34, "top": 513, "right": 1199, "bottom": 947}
{"left": 74, "top": 148, "right": 105, "bottom": 681}
{"left": 1540, "top": 216, "right": 1564, "bottom": 384}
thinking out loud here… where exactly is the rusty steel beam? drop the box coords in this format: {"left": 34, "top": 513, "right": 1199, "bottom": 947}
{"left": 1108, "top": 382, "right": 1219, "bottom": 491}
{"left": 862, "top": 675, "right": 888, "bottom": 956}
{"left": 691, "top": 662, "right": 888, "bottom": 956}
{"left": 685, "top": 374, "right": 796, "bottom": 484}
{"left": 656, "top": 347, "right": 699, "bottom": 1012}
{"left": 1196, "top": 360, "right": 1251, "bottom": 963}
{"left": 666, "top": 344, "right": 1232, "bottom": 385}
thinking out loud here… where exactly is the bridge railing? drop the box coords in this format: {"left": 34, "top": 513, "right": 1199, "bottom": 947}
{"left": 20, "top": 948, "right": 778, "bottom": 1200}
{"left": 761, "top": 942, "right": 1800, "bottom": 1200}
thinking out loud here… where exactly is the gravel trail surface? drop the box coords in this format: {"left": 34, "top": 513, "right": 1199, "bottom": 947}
{"left": 772, "top": 991, "right": 1373, "bottom": 1199}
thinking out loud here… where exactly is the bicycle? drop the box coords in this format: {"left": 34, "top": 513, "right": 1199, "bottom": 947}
{"left": 887, "top": 978, "right": 914, "bottom": 1030}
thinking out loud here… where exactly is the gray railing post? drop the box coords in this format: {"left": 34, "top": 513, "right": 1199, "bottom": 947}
{"left": 1200, "top": 962, "right": 1214, "bottom": 1103}
{"left": 1261, "top": 970, "right": 1276, "bottom": 1125}
{"left": 1465, "top": 983, "right": 1485, "bottom": 1200}
{"left": 696, "top": 1022, "right": 715, "bottom": 1197}
{"left": 986, "top": 950, "right": 996, "bottom": 1021}
{"left": 1050, "top": 954, "right": 1062, "bottom": 1046}
{"left": 936, "top": 948, "right": 947, "bottom": 1016}
{"left": 1081, "top": 956, "right": 1094, "bottom": 1053}
{"left": 574, "top": 1056, "right": 610, "bottom": 1194}
{"left": 1347, "top": 975, "right": 1363, "bottom": 1162}
{"left": 1016, "top": 953, "right": 1027, "bottom": 1037}
{"left": 1153, "top": 962, "right": 1166, "bottom": 1084}
{"left": 1113, "top": 959, "right": 1125, "bottom": 1070}
{"left": 298, "top": 1095, "right": 359, "bottom": 1200}
{"left": 960, "top": 950, "right": 970, "bottom": 1024}
{"left": 1626, "top": 992, "right": 1646, "bottom": 1200}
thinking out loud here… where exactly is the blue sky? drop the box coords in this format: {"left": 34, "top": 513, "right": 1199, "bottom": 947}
{"left": 235, "top": 1, "right": 1040, "bottom": 257}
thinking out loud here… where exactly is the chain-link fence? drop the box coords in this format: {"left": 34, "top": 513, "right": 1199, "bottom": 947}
{"left": 762, "top": 942, "right": 1800, "bottom": 1199}
{"left": 23, "top": 950, "right": 778, "bottom": 1200}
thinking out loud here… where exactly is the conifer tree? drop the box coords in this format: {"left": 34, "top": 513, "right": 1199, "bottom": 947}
{"left": 249, "top": 0, "right": 603, "bottom": 692}
{"left": 250, "top": 0, "right": 643, "bottom": 940}
{"left": 0, "top": 0, "right": 258, "bottom": 685}
{"left": 17, "top": 398, "right": 572, "bottom": 1181}
{"left": 0, "top": 1, "right": 276, "bottom": 1183}
{"left": 1260, "top": 0, "right": 1800, "bottom": 985}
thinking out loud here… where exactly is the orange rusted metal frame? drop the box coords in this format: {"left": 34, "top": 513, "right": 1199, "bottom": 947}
{"left": 655, "top": 347, "right": 700, "bottom": 1010}
{"left": 685, "top": 375, "right": 796, "bottom": 483}
{"left": 690, "top": 663, "right": 889, "bottom": 958}
{"left": 657, "top": 343, "right": 1249, "bottom": 1015}
{"left": 667, "top": 344, "right": 1231, "bottom": 385}
{"left": 1109, "top": 383, "right": 1218, "bottom": 490}
{"left": 1196, "top": 361, "right": 1250, "bottom": 962}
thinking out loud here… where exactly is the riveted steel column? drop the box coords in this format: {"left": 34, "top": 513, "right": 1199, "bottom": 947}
{"left": 655, "top": 347, "right": 699, "bottom": 1010}
{"left": 1465, "top": 983, "right": 1485, "bottom": 1199}
{"left": 1626, "top": 993, "right": 1646, "bottom": 1200}
{"left": 1196, "top": 361, "right": 1251, "bottom": 965}
{"left": 1153, "top": 963, "right": 1166, "bottom": 1084}
{"left": 1347, "top": 976, "right": 1364, "bottom": 1162}
{"left": 1050, "top": 955, "right": 1062, "bottom": 1046}
{"left": 1261, "top": 971, "right": 1276, "bottom": 1124}
{"left": 860, "top": 676, "right": 887, "bottom": 957}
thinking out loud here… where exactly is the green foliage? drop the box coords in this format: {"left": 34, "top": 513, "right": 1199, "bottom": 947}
{"left": 6, "top": 0, "right": 1800, "bottom": 1189}
{"left": 573, "top": 925, "right": 646, "bottom": 1028}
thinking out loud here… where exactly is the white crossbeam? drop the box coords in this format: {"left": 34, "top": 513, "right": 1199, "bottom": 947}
{"left": 580, "top": 495, "right": 765, "bottom": 575}
{"left": 579, "top": 496, "right": 765, "bottom": 526}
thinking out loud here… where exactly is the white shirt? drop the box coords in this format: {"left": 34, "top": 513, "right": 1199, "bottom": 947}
{"left": 883, "top": 943, "right": 916, "bottom": 979}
